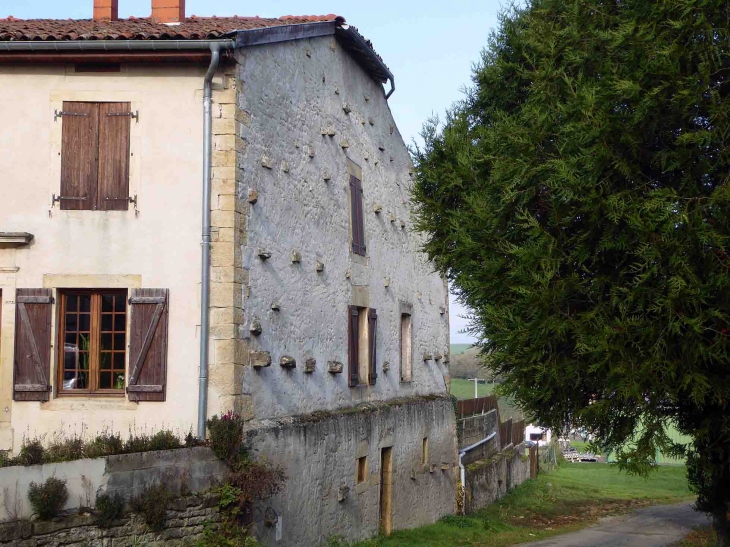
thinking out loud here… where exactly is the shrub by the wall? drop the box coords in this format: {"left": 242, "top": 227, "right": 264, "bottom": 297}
{"left": 207, "top": 412, "right": 244, "bottom": 462}
{"left": 130, "top": 482, "right": 173, "bottom": 531}
{"left": 28, "top": 477, "right": 68, "bottom": 520}
{"left": 95, "top": 491, "right": 124, "bottom": 527}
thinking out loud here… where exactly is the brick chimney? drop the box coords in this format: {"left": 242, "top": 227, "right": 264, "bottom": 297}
{"left": 151, "top": 0, "right": 185, "bottom": 23}
{"left": 93, "top": 0, "right": 118, "bottom": 21}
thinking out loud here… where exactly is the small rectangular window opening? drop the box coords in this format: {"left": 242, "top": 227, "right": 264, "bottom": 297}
{"left": 421, "top": 437, "right": 429, "bottom": 466}
{"left": 357, "top": 308, "right": 369, "bottom": 384}
{"left": 356, "top": 456, "right": 368, "bottom": 484}
{"left": 400, "top": 313, "right": 412, "bottom": 382}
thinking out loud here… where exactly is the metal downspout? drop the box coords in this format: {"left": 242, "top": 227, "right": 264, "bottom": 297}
{"left": 198, "top": 42, "right": 222, "bottom": 439}
{"left": 458, "top": 432, "right": 497, "bottom": 514}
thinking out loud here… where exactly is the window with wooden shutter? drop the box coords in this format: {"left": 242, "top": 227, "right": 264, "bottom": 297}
{"left": 349, "top": 174, "right": 366, "bottom": 256}
{"left": 58, "top": 290, "right": 127, "bottom": 395}
{"left": 59, "top": 101, "right": 131, "bottom": 211}
{"left": 127, "top": 289, "right": 169, "bottom": 402}
{"left": 348, "top": 305, "right": 359, "bottom": 387}
{"left": 368, "top": 308, "right": 377, "bottom": 385}
{"left": 13, "top": 289, "right": 53, "bottom": 401}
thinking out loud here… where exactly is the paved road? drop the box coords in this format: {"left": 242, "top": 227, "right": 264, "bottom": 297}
{"left": 521, "top": 502, "right": 711, "bottom": 547}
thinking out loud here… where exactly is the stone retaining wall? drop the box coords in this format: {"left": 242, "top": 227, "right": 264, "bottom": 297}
{"left": 0, "top": 493, "right": 221, "bottom": 546}
{"left": 464, "top": 442, "right": 530, "bottom": 513}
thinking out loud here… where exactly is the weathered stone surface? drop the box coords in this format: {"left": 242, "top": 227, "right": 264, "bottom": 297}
{"left": 251, "top": 351, "right": 272, "bottom": 368}
{"left": 327, "top": 361, "right": 343, "bottom": 374}
{"left": 280, "top": 356, "right": 296, "bottom": 369}
{"left": 382, "top": 361, "right": 390, "bottom": 372}
{"left": 423, "top": 353, "right": 433, "bottom": 361}
{"left": 257, "top": 249, "right": 271, "bottom": 260}
{"left": 247, "top": 189, "right": 258, "bottom": 204}
{"left": 304, "top": 358, "right": 316, "bottom": 373}
{"left": 260, "top": 154, "right": 273, "bottom": 169}
{"left": 290, "top": 250, "right": 302, "bottom": 263}
{"left": 342, "top": 102, "right": 352, "bottom": 114}
{"left": 315, "top": 261, "right": 324, "bottom": 272}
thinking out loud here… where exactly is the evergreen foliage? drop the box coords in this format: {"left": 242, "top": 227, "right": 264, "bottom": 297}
{"left": 412, "top": 0, "right": 730, "bottom": 541}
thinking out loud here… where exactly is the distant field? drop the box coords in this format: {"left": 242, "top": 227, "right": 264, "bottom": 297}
{"left": 450, "top": 343, "right": 473, "bottom": 355}
{"left": 450, "top": 378, "right": 524, "bottom": 421}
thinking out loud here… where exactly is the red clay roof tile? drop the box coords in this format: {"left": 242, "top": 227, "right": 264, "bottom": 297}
{"left": 0, "top": 15, "right": 344, "bottom": 41}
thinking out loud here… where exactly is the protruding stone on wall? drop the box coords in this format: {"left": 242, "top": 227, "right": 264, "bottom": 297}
{"left": 251, "top": 351, "right": 272, "bottom": 368}
{"left": 323, "top": 171, "right": 331, "bottom": 182}
{"left": 383, "top": 361, "right": 390, "bottom": 372}
{"left": 247, "top": 189, "right": 258, "bottom": 204}
{"left": 384, "top": 277, "right": 391, "bottom": 287}
{"left": 368, "top": 117, "right": 375, "bottom": 126}
{"left": 328, "top": 361, "right": 344, "bottom": 374}
{"left": 334, "top": 86, "right": 340, "bottom": 95}
{"left": 304, "top": 358, "right": 316, "bottom": 373}
{"left": 281, "top": 160, "right": 290, "bottom": 173}
{"left": 443, "top": 355, "right": 450, "bottom": 364}
{"left": 364, "top": 93, "right": 370, "bottom": 101}
{"left": 337, "top": 485, "right": 349, "bottom": 501}
{"left": 270, "top": 303, "right": 280, "bottom": 311}
{"left": 321, "top": 125, "right": 335, "bottom": 136}
{"left": 308, "top": 146, "right": 316, "bottom": 158}
{"left": 439, "top": 306, "right": 446, "bottom": 315}
{"left": 434, "top": 354, "right": 443, "bottom": 361}
{"left": 291, "top": 250, "right": 302, "bottom": 263}
{"left": 257, "top": 249, "right": 271, "bottom": 260}
{"left": 400, "top": 220, "right": 406, "bottom": 229}
{"left": 315, "top": 261, "right": 325, "bottom": 272}
{"left": 250, "top": 320, "right": 262, "bottom": 336}
{"left": 342, "top": 102, "right": 352, "bottom": 114}
{"left": 260, "top": 154, "right": 273, "bottom": 169}
{"left": 280, "top": 356, "right": 296, "bottom": 369}
{"left": 378, "top": 145, "right": 385, "bottom": 151}
{"left": 423, "top": 353, "right": 433, "bottom": 361}
{"left": 389, "top": 213, "right": 397, "bottom": 223}
{"left": 373, "top": 204, "right": 383, "bottom": 214}
{"left": 340, "top": 140, "right": 350, "bottom": 149}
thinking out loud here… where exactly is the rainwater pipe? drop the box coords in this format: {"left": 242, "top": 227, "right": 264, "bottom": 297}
{"left": 458, "top": 431, "right": 497, "bottom": 514}
{"left": 198, "top": 40, "right": 234, "bottom": 439}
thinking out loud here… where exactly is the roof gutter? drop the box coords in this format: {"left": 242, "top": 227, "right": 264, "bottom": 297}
{"left": 0, "top": 39, "right": 234, "bottom": 52}
{"left": 337, "top": 26, "right": 395, "bottom": 99}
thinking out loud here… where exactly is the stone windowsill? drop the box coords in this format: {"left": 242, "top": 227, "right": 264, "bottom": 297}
{"left": 0, "top": 232, "right": 33, "bottom": 247}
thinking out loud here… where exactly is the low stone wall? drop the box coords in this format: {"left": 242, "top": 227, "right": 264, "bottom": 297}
{"left": 0, "top": 447, "right": 226, "bottom": 522}
{"left": 464, "top": 442, "right": 530, "bottom": 513}
{"left": 0, "top": 493, "right": 221, "bottom": 546}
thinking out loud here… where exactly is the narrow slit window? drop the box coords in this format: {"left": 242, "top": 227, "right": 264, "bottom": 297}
{"left": 400, "top": 313, "right": 412, "bottom": 382}
{"left": 422, "top": 437, "right": 429, "bottom": 465}
{"left": 356, "top": 456, "right": 368, "bottom": 484}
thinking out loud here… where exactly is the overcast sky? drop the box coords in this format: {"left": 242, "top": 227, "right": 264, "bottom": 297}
{"left": 5, "top": 0, "right": 504, "bottom": 344}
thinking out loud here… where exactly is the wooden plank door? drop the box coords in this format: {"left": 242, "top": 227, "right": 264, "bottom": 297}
{"left": 380, "top": 447, "right": 393, "bottom": 536}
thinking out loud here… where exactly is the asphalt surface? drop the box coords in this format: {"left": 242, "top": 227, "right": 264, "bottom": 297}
{"left": 520, "top": 502, "right": 711, "bottom": 547}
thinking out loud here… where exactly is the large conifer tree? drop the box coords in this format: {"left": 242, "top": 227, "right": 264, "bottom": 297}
{"left": 413, "top": 0, "right": 730, "bottom": 541}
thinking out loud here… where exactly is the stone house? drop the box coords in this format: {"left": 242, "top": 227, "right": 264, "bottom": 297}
{"left": 0, "top": 1, "right": 455, "bottom": 544}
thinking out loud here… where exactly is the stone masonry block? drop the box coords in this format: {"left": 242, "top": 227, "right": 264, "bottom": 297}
{"left": 217, "top": 227, "right": 236, "bottom": 242}
{"left": 214, "top": 134, "right": 235, "bottom": 152}
{"left": 210, "top": 242, "right": 241, "bottom": 267}
{"left": 218, "top": 194, "right": 237, "bottom": 211}
{"left": 211, "top": 307, "right": 244, "bottom": 326}
{"left": 209, "top": 324, "right": 238, "bottom": 340}
{"left": 208, "top": 364, "right": 245, "bottom": 394}
{"left": 212, "top": 166, "right": 236, "bottom": 180}
{"left": 211, "top": 210, "right": 235, "bottom": 228}
{"left": 235, "top": 108, "right": 251, "bottom": 126}
{"left": 210, "top": 282, "right": 243, "bottom": 308}
{"left": 213, "top": 86, "right": 236, "bottom": 104}
{"left": 210, "top": 266, "right": 247, "bottom": 285}
{"left": 215, "top": 339, "right": 248, "bottom": 365}
{"left": 213, "top": 149, "right": 236, "bottom": 168}
{"left": 211, "top": 178, "right": 236, "bottom": 196}
{"left": 219, "top": 103, "right": 236, "bottom": 119}
{"left": 212, "top": 116, "right": 235, "bottom": 135}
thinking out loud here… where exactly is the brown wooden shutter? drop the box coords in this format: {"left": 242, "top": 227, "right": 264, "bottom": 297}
{"left": 127, "top": 289, "right": 169, "bottom": 401}
{"left": 348, "top": 305, "right": 359, "bottom": 387}
{"left": 368, "top": 308, "right": 377, "bottom": 385}
{"left": 60, "top": 102, "right": 98, "bottom": 210}
{"left": 13, "top": 289, "right": 53, "bottom": 401}
{"left": 98, "top": 102, "right": 131, "bottom": 211}
{"left": 350, "top": 175, "right": 366, "bottom": 256}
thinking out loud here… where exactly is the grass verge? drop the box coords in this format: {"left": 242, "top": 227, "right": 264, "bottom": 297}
{"left": 348, "top": 463, "right": 693, "bottom": 547}
{"left": 671, "top": 525, "right": 718, "bottom": 547}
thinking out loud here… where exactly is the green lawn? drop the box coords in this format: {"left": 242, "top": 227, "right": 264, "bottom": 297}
{"left": 451, "top": 377, "right": 497, "bottom": 399}
{"left": 346, "top": 464, "right": 693, "bottom": 547}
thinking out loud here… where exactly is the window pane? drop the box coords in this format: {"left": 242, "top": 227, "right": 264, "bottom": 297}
{"left": 101, "top": 333, "right": 113, "bottom": 351}
{"left": 77, "top": 372, "right": 88, "bottom": 389}
{"left": 101, "top": 314, "right": 113, "bottom": 332}
{"left": 65, "top": 333, "right": 78, "bottom": 348}
{"left": 79, "top": 294, "right": 91, "bottom": 313}
{"left": 100, "top": 352, "right": 112, "bottom": 370}
{"left": 113, "top": 372, "right": 125, "bottom": 390}
{"left": 63, "top": 371, "right": 77, "bottom": 390}
{"left": 79, "top": 333, "right": 90, "bottom": 351}
{"left": 114, "top": 353, "right": 125, "bottom": 370}
{"left": 64, "top": 351, "right": 76, "bottom": 370}
{"left": 114, "top": 333, "right": 125, "bottom": 350}
{"left": 79, "top": 314, "right": 91, "bottom": 332}
{"left": 114, "top": 314, "right": 125, "bottom": 332}
{"left": 114, "top": 295, "right": 126, "bottom": 312}
{"left": 101, "top": 295, "right": 114, "bottom": 312}
{"left": 65, "top": 314, "right": 78, "bottom": 332}
{"left": 99, "top": 372, "right": 111, "bottom": 389}
{"left": 79, "top": 352, "right": 90, "bottom": 370}
{"left": 66, "top": 295, "right": 78, "bottom": 312}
